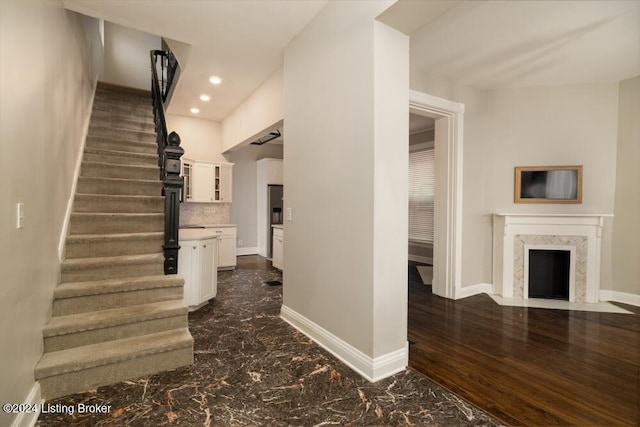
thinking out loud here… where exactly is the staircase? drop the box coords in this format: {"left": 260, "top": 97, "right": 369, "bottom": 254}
{"left": 35, "top": 82, "right": 193, "bottom": 399}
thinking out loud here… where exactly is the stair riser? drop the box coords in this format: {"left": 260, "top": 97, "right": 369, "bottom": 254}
{"left": 61, "top": 260, "right": 164, "bottom": 283}
{"left": 81, "top": 162, "right": 158, "bottom": 181}
{"left": 86, "top": 136, "right": 157, "bottom": 155}
{"left": 89, "top": 126, "right": 156, "bottom": 144}
{"left": 76, "top": 178, "right": 161, "bottom": 196}
{"left": 93, "top": 98, "right": 153, "bottom": 115}
{"left": 91, "top": 107, "right": 153, "bottom": 123}
{"left": 73, "top": 196, "right": 164, "bottom": 213}
{"left": 44, "top": 315, "right": 187, "bottom": 352}
{"left": 65, "top": 237, "right": 163, "bottom": 258}
{"left": 69, "top": 214, "right": 163, "bottom": 235}
{"left": 83, "top": 152, "right": 157, "bottom": 167}
{"left": 95, "top": 90, "right": 151, "bottom": 104}
{"left": 90, "top": 112, "right": 155, "bottom": 133}
{"left": 53, "top": 286, "right": 183, "bottom": 316}
{"left": 38, "top": 346, "right": 193, "bottom": 400}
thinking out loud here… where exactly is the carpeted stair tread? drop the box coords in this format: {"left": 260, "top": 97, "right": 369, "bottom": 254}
{"left": 86, "top": 135, "right": 157, "bottom": 152}
{"left": 81, "top": 160, "right": 158, "bottom": 172}
{"left": 64, "top": 231, "right": 163, "bottom": 258}
{"left": 91, "top": 107, "right": 153, "bottom": 121}
{"left": 74, "top": 193, "right": 164, "bottom": 202}
{"left": 43, "top": 301, "right": 187, "bottom": 337}
{"left": 76, "top": 176, "right": 162, "bottom": 196}
{"left": 54, "top": 275, "right": 183, "bottom": 299}
{"left": 73, "top": 194, "right": 164, "bottom": 213}
{"left": 83, "top": 147, "right": 157, "bottom": 162}
{"left": 89, "top": 124, "right": 156, "bottom": 140}
{"left": 80, "top": 161, "right": 159, "bottom": 180}
{"left": 95, "top": 84, "right": 151, "bottom": 100}
{"left": 90, "top": 114, "right": 155, "bottom": 133}
{"left": 69, "top": 212, "right": 164, "bottom": 235}
{"left": 97, "top": 81, "right": 151, "bottom": 94}
{"left": 35, "top": 328, "right": 193, "bottom": 379}
{"left": 65, "top": 231, "right": 164, "bottom": 246}
{"left": 61, "top": 253, "right": 164, "bottom": 271}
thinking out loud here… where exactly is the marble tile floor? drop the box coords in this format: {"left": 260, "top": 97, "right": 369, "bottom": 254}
{"left": 37, "top": 256, "right": 500, "bottom": 426}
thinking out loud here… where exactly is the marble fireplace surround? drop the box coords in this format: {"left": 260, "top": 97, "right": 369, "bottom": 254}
{"left": 493, "top": 214, "right": 612, "bottom": 304}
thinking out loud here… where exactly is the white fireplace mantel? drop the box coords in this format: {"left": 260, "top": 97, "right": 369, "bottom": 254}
{"left": 492, "top": 213, "right": 613, "bottom": 303}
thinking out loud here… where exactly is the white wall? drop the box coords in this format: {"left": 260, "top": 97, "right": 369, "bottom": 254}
{"left": 166, "top": 114, "right": 225, "bottom": 163}
{"left": 410, "top": 73, "right": 620, "bottom": 290}
{"left": 221, "top": 68, "right": 283, "bottom": 152}
{"left": 103, "top": 21, "right": 160, "bottom": 90}
{"left": 228, "top": 144, "right": 284, "bottom": 252}
{"left": 612, "top": 75, "right": 640, "bottom": 296}
{"left": 283, "top": 0, "right": 408, "bottom": 377}
{"left": 0, "top": 2, "right": 98, "bottom": 424}
{"left": 485, "top": 84, "right": 619, "bottom": 290}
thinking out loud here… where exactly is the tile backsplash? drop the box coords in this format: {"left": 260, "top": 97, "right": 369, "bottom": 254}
{"left": 180, "top": 203, "right": 230, "bottom": 226}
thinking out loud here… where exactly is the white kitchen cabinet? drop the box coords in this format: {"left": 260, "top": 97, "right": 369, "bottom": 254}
{"left": 216, "top": 163, "right": 233, "bottom": 202}
{"left": 192, "top": 162, "right": 215, "bottom": 202}
{"left": 178, "top": 237, "right": 218, "bottom": 311}
{"left": 188, "top": 161, "right": 234, "bottom": 203}
{"left": 209, "top": 227, "right": 237, "bottom": 270}
{"left": 181, "top": 159, "right": 194, "bottom": 202}
{"left": 272, "top": 227, "right": 283, "bottom": 271}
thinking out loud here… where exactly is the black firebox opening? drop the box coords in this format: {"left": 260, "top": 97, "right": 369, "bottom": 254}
{"left": 528, "top": 249, "right": 570, "bottom": 300}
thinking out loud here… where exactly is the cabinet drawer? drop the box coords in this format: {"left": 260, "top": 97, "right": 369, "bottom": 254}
{"left": 207, "top": 227, "right": 236, "bottom": 237}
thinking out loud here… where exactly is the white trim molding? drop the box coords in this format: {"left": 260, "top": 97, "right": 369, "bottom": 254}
{"left": 236, "top": 247, "right": 258, "bottom": 256}
{"left": 280, "top": 305, "right": 406, "bottom": 382}
{"left": 409, "top": 90, "right": 465, "bottom": 300}
{"left": 599, "top": 290, "right": 640, "bottom": 307}
{"left": 58, "top": 77, "right": 99, "bottom": 261}
{"left": 455, "top": 283, "right": 493, "bottom": 299}
{"left": 10, "top": 383, "right": 42, "bottom": 427}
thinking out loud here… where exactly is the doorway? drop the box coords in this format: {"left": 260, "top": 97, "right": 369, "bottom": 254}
{"left": 408, "top": 90, "right": 464, "bottom": 299}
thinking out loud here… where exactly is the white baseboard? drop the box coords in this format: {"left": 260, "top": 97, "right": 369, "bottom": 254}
{"left": 456, "top": 283, "right": 493, "bottom": 299}
{"left": 599, "top": 290, "right": 640, "bottom": 307}
{"left": 408, "top": 255, "right": 432, "bottom": 264}
{"left": 280, "top": 305, "right": 406, "bottom": 382}
{"left": 10, "top": 382, "right": 42, "bottom": 427}
{"left": 58, "top": 77, "right": 99, "bottom": 261}
{"left": 236, "top": 247, "right": 258, "bottom": 256}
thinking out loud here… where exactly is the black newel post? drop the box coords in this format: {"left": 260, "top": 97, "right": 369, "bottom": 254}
{"left": 162, "top": 131, "right": 184, "bottom": 274}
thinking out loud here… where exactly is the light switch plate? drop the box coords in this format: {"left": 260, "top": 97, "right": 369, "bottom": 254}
{"left": 16, "top": 203, "right": 24, "bottom": 229}
{"left": 286, "top": 207, "right": 292, "bottom": 221}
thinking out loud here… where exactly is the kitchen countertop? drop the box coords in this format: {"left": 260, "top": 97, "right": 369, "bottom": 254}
{"left": 178, "top": 228, "right": 220, "bottom": 241}
{"left": 179, "top": 224, "right": 237, "bottom": 240}
{"left": 272, "top": 224, "right": 284, "bottom": 230}
{"left": 180, "top": 224, "right": 237, "bottom": 229}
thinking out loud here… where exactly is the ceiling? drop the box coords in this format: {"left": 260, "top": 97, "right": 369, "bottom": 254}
{"left": 64, "top": 0, "right": 639, "bottom": 125}
{"left": 63, "top": 0, "right": 327, "bottom": 122}
{"left": 408, "top": 0, "right": 640, "bottom": 89}
{"left": 409, "top": 114, "right": 435, "bottom": 134}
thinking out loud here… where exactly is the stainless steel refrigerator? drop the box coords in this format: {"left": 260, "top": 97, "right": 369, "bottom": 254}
{"left": 267, "top": 185, "right": 284, "bottom": 258}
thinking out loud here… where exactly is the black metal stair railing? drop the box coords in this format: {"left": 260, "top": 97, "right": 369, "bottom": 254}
{"left": 151, "top": 49, "right": 183, "bottom": 274}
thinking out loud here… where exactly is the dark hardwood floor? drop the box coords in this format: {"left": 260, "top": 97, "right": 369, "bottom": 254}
{"left": 407, "top": 262, "right": 640, "bottom": 426}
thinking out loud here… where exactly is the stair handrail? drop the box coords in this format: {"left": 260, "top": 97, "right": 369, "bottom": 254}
{"left": 151, "top": 49, "right": 183, "bottom": 275}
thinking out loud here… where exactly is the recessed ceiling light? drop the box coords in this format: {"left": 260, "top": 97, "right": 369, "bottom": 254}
{"left": 190, "top": 108, "right": 200, "bottom": 114}
{"left": 209, "top": 76, "right": 222, "bottom": 85}
{"left": 199, "top": 94, "right": 211, "bottom": 102}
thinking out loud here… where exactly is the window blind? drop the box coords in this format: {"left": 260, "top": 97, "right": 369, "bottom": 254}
{"left": 408, "top": 148, "right": 435, "bottom": 243}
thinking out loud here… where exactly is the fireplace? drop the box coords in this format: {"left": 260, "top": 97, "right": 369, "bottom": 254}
{"left": 493, "top": 214, "right": 611, "bottom": 303}
{"left": 528, "top": 249, "right": 571, "bottom": 300}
